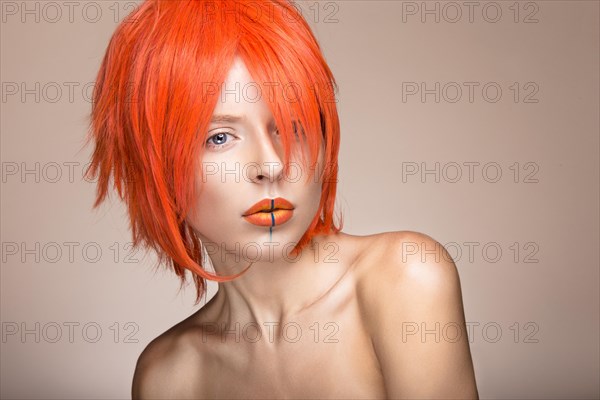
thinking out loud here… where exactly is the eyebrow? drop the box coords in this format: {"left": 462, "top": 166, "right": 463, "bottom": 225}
{"left": 210, "top": 114, "right": 245, "bottom": 123}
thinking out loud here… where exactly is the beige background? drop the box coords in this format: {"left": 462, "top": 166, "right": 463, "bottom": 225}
{"left": 1, "top": 0, "right": 598, "bottom": 398}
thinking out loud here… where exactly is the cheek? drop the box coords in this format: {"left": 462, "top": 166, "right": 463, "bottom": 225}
{"left": 187, "top": 177, "right": 238, "bottom": 234}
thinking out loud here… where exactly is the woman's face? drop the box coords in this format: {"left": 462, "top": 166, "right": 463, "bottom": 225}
{"left": 186, "top": 56, "right": 325, "bottom": 264}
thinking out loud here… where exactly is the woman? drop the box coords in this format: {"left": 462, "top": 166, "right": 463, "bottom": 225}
{"left": 85, "top": 0, "right": 479, "bottom": 398}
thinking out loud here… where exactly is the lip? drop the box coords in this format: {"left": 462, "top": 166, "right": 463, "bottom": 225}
{"left": 242, "top": 197, "right": 295, "bottom": 227}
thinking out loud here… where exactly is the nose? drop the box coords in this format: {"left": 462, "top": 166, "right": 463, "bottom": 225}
{"left": 246, "top": 131, "right": 285, "bottom": 183}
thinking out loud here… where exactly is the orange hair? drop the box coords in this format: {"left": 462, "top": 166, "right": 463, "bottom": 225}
{"left": 84, "top": 0, "right": 343, "bottom": 305}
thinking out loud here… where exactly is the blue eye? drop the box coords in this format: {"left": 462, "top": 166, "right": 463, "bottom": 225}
{"left": 206, "top": 132, "right": 233, "bottom": 149}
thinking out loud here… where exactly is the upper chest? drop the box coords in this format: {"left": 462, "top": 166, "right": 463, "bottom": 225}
{"left": 200, "top": 294, "right": 388, "bottom": 399}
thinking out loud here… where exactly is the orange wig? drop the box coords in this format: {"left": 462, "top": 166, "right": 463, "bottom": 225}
{"left": 84, "top": 0, "right": 343, "bottom": 305}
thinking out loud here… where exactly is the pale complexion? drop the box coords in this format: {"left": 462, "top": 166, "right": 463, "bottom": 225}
{"left": 132, "top": 57, "right": 479, "bottom": 399}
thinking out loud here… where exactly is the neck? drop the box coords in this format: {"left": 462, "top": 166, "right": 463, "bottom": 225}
{"left": 203, "top": 234, "right": 336, "bottom": 327}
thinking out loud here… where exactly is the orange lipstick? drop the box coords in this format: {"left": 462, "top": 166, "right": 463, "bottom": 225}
{"left": 242, "top": 197, "right": 294, "bottom": 227}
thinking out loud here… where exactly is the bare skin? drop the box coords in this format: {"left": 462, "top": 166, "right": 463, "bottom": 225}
{"left": 132, "top": 230, "right": 479, "bottom": 399}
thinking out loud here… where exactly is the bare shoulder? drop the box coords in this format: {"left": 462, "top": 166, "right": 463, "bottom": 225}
{"left": 352, "top": 230, "right": 465, "bottom": 335}
{"left": 353, "top": 230, "right": 461, "bottom": 306}
{"left": 131, "top": 321, "right": 207, "bottom": 399}
{"left": 351, "top": 230, "right": 479, "bottom": 398}
{"left": 323, "top": 230, "right": 463, "bottom": 317}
